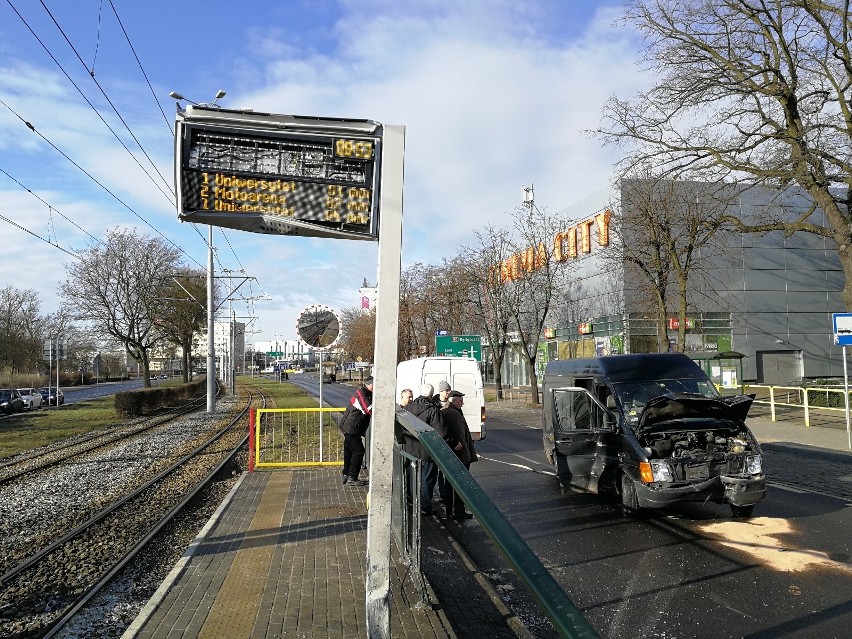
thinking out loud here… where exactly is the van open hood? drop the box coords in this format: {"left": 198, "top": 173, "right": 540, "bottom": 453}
{"left": 636, "top": 393, "right": 753, "bottom": 433}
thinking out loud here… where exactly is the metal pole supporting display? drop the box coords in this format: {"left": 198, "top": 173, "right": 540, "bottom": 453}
{"left": 365, "top": 124, "right": 405, "bottom": 639}
{"left": 207, "top": 225, "right": 216, "bottom": 413}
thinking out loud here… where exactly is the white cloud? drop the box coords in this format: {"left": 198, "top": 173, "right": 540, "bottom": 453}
{"left": 0, "top": 0, "right": 647, "bottom": 345}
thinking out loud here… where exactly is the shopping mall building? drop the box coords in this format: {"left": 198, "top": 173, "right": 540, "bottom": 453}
{"left": 498, "top": 180, "right": 847, "bottom": 388}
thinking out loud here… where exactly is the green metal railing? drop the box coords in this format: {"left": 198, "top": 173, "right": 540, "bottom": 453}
{"left": 395, "top": 408, "right": 599, "bottom": 639}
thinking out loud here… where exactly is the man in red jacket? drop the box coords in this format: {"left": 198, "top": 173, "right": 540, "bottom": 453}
{"left": 338, "top": 377, "right": 373, "bottom": 486}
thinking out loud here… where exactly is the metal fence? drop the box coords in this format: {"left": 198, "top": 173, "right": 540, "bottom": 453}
{"left": 745, "top": 383, "right": 852, "bottom": 428}
{"left": 252, "top": 407, "right": 345, "bottom": 468}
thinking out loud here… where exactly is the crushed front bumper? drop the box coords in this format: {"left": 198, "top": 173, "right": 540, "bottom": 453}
{"left": 635, "top": 474, "right": 766, "bottom": 509}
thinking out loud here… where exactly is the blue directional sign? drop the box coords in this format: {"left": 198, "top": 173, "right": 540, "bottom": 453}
{"left": 832, "top": 313, "right": 852, "bottom": 345}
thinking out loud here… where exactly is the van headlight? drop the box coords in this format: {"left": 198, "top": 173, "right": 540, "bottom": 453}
{"left": 745, "top": 454, "right": 762, "bottom": 475}
{"left": 640, "top": 460, "right": 674, "bottom": 483}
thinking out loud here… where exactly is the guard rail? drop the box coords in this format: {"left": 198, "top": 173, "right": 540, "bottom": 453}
{"left": 394, "top": 407, "right": 599, "bottom": 639}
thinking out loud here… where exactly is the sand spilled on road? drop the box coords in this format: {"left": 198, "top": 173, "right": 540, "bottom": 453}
{"left": 698, "top": 517, "right": 851, "bottom": 573}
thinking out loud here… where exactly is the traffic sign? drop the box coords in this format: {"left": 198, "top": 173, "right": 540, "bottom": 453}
{"left": 833, "top": 313, "right": 852, "bottom": 345}
{"left": 266, "top": 351, "right": 283, "bottom": 357}
{"left": 435, "top": 335, "right": 482, "bottom": 360}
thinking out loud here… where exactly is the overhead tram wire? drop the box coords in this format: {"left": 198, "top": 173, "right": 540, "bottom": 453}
{"left": 41, "top": 0, "right": 259, "bottom": 308}
{"left": 0, "top": 166, "right": 106, "bottom": 247}
{"left": 35, "top": 0, "right": 176, "bottom": 199}
{"left": 0, "top": 98, "right": 205, "bottom": 271}
{"left": 106, "top": 0, "right": 173, "bottom": 135}
{"left": 3, "top": 0, "right": 175, "bottom": 205}
{"left": 0, "top": 210, "right": 80, "bottom": 259}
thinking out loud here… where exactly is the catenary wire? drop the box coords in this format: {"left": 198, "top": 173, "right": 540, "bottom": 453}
{"left": 0, "top": 97, "right": 204, "bottom": 270}
{"left": 107, "top": 0, "right": 173, "bottom": 135}
{"left": 0, "top": 166, "right": 106, "bottom": 247}
{"left": 3, "top": 0, "right": 174, "bottom": 205}
{"left": 5, "top": 1, "right": 260, "bottom": 317}
{"left": 0, "top": 210, "right": 80, "bottom": 259}
{"left": 37, "top": 0, "right": 175, "bottom": 198}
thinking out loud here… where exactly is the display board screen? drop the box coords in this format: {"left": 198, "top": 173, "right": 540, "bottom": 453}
{"left": 175, "top": 107, "right": 382, "bottom": 240}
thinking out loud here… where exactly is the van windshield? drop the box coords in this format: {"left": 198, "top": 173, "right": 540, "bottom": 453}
{"left": 612, "top": 379, "right": 720, "bottom": 425}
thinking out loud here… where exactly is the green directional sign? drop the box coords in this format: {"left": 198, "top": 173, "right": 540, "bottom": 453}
{"left": 435, "top": 335, "right": 482, "bottom": 360}
{"left": 266, "top": 351, "right": 283, "bottom": 357}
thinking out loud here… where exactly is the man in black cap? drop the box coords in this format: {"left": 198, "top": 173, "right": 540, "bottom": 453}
{"left": 439, "top": 390, "right": 477, "bottom": 520}
{"left": 338, "top": 376, "right": 373, "bottom": 486}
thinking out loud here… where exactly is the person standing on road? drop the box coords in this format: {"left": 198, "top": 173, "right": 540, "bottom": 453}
{"left": 406, "top": 383, "right": 460, "bottom": 515}
{"left": 338, "top": 377, "right": 373, "bottom": 486}
{"left": 440, "top": 390, "right": 477, "bottom": 520}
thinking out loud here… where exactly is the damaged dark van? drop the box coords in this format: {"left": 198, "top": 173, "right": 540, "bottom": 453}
{"left": 542, "top": 353, "right": 765, "bottom": 518}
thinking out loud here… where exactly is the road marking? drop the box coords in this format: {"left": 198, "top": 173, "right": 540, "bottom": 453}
{"left": 478, "top": 455, "right": 555, "bottom": 476}
{"left": 769, "top": 481, "right": 852, "bottom": 503}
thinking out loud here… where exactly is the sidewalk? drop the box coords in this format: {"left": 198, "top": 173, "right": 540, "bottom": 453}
{"left": 746, "top": 406, "right": 852, "bottom": 459}
{"left": 122, "top": 465, "right": 523, "bottom": 639}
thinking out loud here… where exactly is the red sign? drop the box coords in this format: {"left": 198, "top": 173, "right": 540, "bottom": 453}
{"left": 578, "top": 322, "right": 592, "bottom": 335}
{"left": 668, "top": 317, "right": 695, "bottom": 330}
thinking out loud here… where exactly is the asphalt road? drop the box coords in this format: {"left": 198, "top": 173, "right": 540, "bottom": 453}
{"left": 60, "top": 377, "right": 169, "bottom": 404}
{"left": 285, "top": 374, "right": 852, "bottom": 637}
{"left": 457, "top": 412, "right": 852, "bottom": 639}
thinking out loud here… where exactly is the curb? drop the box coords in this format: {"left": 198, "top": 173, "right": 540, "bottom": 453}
{"left": 431, "top": 516, "right": 535, "bottom": 639}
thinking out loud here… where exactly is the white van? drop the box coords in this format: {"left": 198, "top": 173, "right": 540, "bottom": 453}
{"left": 396, "top": 356, "right": 486, "bottom": 439}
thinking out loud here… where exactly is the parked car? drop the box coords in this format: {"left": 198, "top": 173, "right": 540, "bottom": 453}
{"left": 542, "top": 353, "right": 765, "bottom": 518}
{"left": 0, "top": 389, "right": 25, "bottom": 414}
{"left": 17, "top": 387, "right": 43, "bottom": 410}
{"left": 38, "top": 387, "right": 64, "bottom": 406}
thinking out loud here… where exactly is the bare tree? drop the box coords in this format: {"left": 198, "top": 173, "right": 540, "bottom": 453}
{"left": 457, "top": 225, "right": 520, "bottom": 398}
{"left": 0, "top": 285, "right": 45, "bottom": 377}
{"left": 60, "top": 227, "right": 183, "bottom": 387}
{"left": 609, "top": 176, "right": 732, "bottom": 352}
{"left": 596, "top": 0, "right": 852, "bottom": 306}
{"left": 156, "top": 268, "right": 208, "bottom": 383}
{"left": 503, "top": 205, "right": 576, "bottom": 405}
{"left": 339, "top": 306, "right": 376, "bottom": 363}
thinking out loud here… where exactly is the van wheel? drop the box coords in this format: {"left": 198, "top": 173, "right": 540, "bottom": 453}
{"left": 553, "top": 451, "right": 571, "bottom": 490}
{"left": 730, "top": 504, "right": 754, "bottom": 519}
{"left": 621, "top": 474, "right": 641, "bottom": 517}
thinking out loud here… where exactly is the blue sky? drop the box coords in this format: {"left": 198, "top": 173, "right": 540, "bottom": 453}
{"left": 0, "top": 0, "right": 644, "bottom": 345}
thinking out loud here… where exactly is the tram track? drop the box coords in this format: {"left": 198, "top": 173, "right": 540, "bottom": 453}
{"left": 0, "top": 395, "right": 211, "bottom": 486}
{"left": 0, "top": 386, "right": 268, "bottom": 639}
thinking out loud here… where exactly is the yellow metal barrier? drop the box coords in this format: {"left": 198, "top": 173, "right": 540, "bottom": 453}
{"left": 745, "top": 384, "right": 852, "bottom": 427}
{"left": 254, "top": 407, "right": 345, "bottom": 468}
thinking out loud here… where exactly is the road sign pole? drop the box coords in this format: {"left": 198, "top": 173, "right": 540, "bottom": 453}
{"left": 845, "top": 346, "right": 852, "bottom": 450}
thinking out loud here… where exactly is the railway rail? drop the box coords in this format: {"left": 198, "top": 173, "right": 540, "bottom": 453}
{"left": 0, "top": 395, "right": 211, "bottom": 486}
{"left": 0, "top": 386, "right": 266, "bottom": 639}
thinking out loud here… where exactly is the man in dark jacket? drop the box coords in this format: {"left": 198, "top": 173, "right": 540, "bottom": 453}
{"left": 439, "top": 390, "right": 478, "bottom": 520}
{"left": 338, "top": 377, "right": 373, "bottom": 486}
{"left": 406, "top": 383, "right": 460, "bottom": 515}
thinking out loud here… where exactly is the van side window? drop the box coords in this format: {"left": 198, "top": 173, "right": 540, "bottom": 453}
{"left": 553, "top": 389, "right": 592, "bottom": 431}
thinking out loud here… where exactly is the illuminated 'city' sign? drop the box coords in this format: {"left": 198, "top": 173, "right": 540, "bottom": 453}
{"left": 174, "top": 106, "right": 382, "bottom": 240}
{"left": 491, "top": 210, "right": 612, "bottom": 283}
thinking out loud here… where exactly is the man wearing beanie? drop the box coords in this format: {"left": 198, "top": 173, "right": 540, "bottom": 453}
{"left": 433, "top": 379, "right": 452, "bottom": 409}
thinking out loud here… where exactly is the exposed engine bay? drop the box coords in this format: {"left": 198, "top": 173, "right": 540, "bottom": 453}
{"left": 641, "top": 426, "right": 755, "bottom": 460}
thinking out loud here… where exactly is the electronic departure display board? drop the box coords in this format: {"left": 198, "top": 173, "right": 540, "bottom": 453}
{"left": 174, "top": 106, "right": 382, "bottom": 240}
